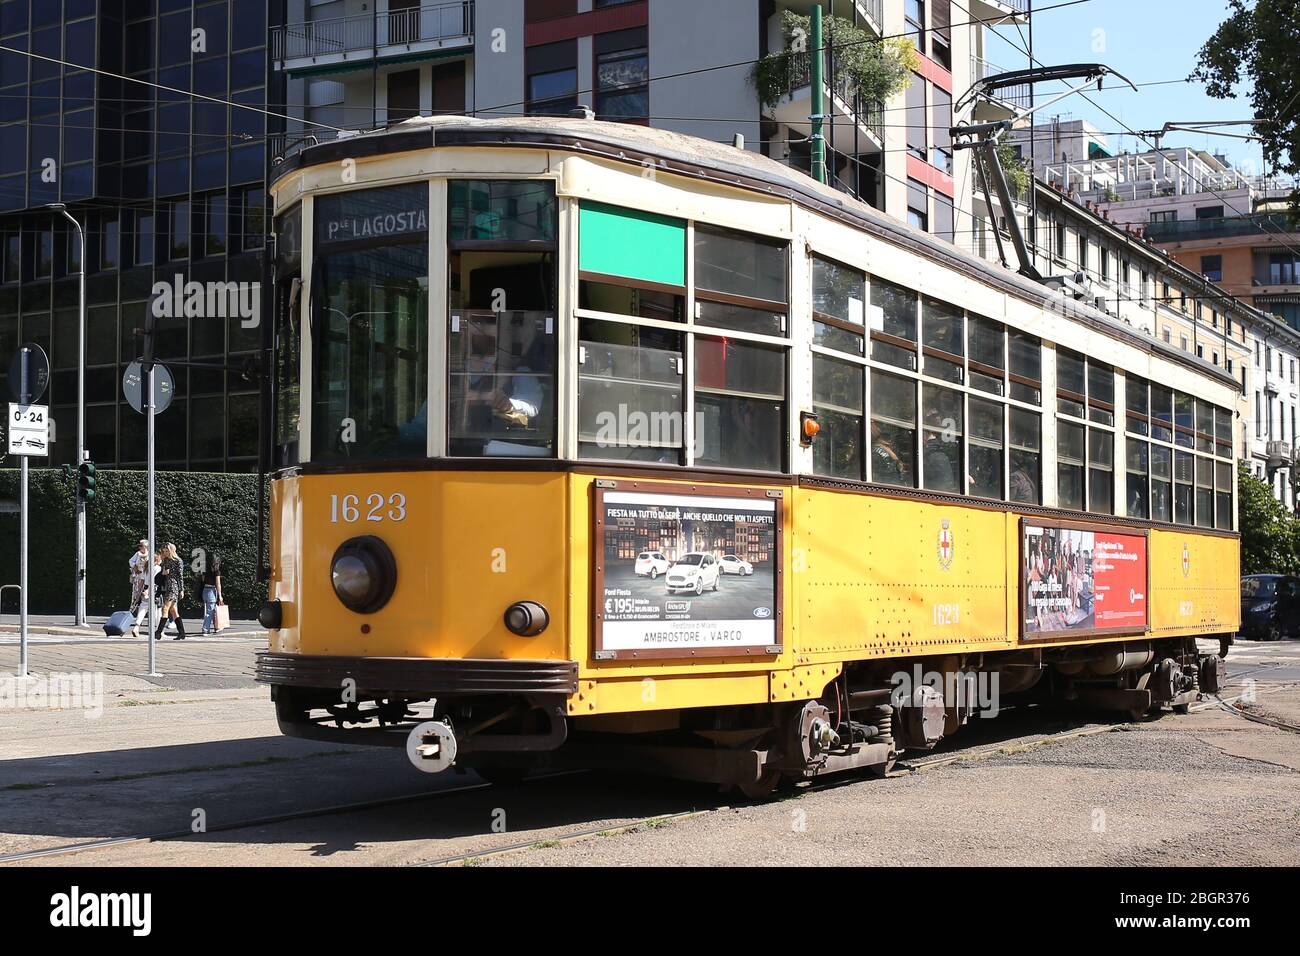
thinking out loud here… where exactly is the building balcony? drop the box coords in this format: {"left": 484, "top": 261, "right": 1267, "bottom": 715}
{"left": 969, "top": 54, "right": 1030, "bottom": 121}
{"left": 271, "top": 1, "right": 474, "bottom": 76}
{"left": 1145, "top": 212, "right": 1300, "bottom": 244}
{"left": 968, "top": 0, "right": 1031, "bottom": 22}
{"left": 767, "top": 61, "right": 884, "bottom": 158}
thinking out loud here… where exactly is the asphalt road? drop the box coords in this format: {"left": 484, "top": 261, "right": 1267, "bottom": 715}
{"left": 1, "top": 636, "right": 1298, "bottom": 866}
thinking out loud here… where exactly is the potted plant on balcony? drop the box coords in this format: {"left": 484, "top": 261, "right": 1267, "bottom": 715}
{"left": 752, "top": 10, "right": 919, "bottom": 114}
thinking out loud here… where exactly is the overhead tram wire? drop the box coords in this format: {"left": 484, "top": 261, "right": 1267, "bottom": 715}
{"left": 984, "top": 11, "right": 1300, "bottom": 267}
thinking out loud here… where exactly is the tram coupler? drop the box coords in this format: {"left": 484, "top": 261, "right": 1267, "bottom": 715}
{"left": 406, "top": 720, "right": 458, "bottom": 774}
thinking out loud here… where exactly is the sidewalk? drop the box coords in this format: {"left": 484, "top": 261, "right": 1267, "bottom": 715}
{"left": 0, "top": 613, "right": 267, "bottom": 639}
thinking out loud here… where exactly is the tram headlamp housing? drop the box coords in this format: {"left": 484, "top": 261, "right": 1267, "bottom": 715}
{"left": 504, "top": 601, "right": 549, "bottom": 637}
{"left": 330, "top": 536, "right": 397, "bottom": 614}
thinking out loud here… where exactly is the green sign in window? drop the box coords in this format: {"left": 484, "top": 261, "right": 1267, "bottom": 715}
{"left": 579, "top": 202, "right": 685, "bottom": 287}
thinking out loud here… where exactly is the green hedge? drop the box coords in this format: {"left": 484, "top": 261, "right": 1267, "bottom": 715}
{"left": 0, "top": 468, "right": 267, "bottom": 619}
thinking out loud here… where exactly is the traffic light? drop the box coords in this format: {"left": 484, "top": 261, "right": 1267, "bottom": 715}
{"left": 76, "top": 460, "right": 96, "bottom": 502}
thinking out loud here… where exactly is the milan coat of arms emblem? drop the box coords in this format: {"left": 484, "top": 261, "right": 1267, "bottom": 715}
{"left": 937, "top": 519, "right": 954, "bottom": 570}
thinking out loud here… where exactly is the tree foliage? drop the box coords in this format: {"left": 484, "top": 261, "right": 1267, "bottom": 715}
{"left": 1237, "top": 461, "right": 1300, "bottom": 574}
{"left": 1193, "top": 0, "right": 1300, "bottom": 211}
{"left": 997, "top": 142, "right": 1030, "bottom": 200}
{"left": 752, "top": 10, "right": 919, "bottom": 111}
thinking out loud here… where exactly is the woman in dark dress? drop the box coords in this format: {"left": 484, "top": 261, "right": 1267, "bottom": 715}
{"left": 155, "top": 543, "right": 187, "bottom": 641}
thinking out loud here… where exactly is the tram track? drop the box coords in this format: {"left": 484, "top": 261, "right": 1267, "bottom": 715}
{"left": 3, "top": 674, "right": 1292, "bottom": 867}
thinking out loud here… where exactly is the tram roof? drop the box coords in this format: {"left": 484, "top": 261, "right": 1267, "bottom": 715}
{"left": 274, "top": 114, "right": 1238, "bottom": 390}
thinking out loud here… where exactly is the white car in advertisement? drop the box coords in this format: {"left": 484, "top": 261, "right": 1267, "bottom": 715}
{"left": 665, "top": 553, "right": 721, "bottom": 595}
{"left": 718, "top": 554, "right": 754, "bottom": 576}
{"left": 635, "top": 551, "right": 671, "bottom": 578}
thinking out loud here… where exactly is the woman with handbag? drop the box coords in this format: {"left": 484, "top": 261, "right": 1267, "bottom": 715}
{"left": 154, "top": 543, "right": 187, "bottom": 641}
{"left": 201, "top": 555, "right": 225, "bottom": 634}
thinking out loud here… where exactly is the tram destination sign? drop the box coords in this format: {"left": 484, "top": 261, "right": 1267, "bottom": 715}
{"left": 1020, "top": 519, "right": 1149, "bottom": 641}
{"left": 592, "top": 484, "right": 782, "bottom": 660}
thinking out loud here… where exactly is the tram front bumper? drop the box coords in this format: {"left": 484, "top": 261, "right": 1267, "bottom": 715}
{"left": 256, "top": 653, "right": 578, "bottom": 751}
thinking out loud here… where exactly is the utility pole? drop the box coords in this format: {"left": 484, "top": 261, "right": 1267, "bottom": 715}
{"left": 47, "top": 203, "right": 88, "bottom": 627}
{"left": 810, "top": 4, "right": 827, "bottom": 185}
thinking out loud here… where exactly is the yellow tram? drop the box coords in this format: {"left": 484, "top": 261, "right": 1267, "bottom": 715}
{"left": 256, "top": 116, "right": 1239, "bottom": 793}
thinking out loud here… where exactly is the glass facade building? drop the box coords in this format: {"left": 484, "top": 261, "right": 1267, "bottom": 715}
{"left": 0, "top": 0, "right": 277, "bottom": 471}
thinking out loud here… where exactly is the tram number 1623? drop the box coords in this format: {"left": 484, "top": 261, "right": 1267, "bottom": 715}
{"left": 330, "top": 493, "right": 408, "bottom": 524}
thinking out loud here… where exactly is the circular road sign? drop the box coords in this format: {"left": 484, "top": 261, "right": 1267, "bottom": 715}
{"left": 6, "top": 342, "right": 50, "bottom": 404}
{"left": 122, "top": 361, "right": 175, "bottom": 415}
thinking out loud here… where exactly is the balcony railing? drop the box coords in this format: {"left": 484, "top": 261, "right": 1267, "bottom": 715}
{"left": 272, "top": 1, "right": 474, "bottom": 70}
{"left": 1144, "top": 213, "right": 1300, "bottom": 243}
{"left": 783, "top": 61, "right": 885, "bottom": 144}
{"left": 971, "top": 54, "right": 1030, "bottom": 111}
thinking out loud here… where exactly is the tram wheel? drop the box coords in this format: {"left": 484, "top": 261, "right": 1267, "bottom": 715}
{"left": 735, "top": 769, "right": 783, "bottom": 800}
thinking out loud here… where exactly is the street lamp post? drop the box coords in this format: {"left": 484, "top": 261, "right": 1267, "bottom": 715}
{"left": 47, "top": 202, "right": 88, "bottom": 627}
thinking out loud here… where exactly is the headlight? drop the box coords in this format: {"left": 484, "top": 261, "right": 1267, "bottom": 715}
{"left": 331, "top": 535, "right": 397, "bottom": 613}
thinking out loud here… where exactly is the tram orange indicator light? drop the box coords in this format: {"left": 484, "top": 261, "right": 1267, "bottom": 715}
{"left": 800, "top": 412, "right": 821, "bottom": 445}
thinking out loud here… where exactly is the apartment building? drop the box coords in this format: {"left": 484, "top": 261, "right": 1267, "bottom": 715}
{"left": 275, "top": 0, "right": 1030, "bottom": 241}
{"left": 1008, "top": 178, "right": 1300, "bottom": 508}
{"left": 0, "top": 0, "right": 273, "bottom": 472}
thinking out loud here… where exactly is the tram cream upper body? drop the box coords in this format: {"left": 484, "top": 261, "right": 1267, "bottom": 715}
{"left": 270, "top": 115, "right": 1239, "bottom": 483}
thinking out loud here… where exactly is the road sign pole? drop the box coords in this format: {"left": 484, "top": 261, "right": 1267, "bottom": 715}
{"left": 18, "top": 454, "right": 28, "bottom": 679}
{"left": 146, "top": 361, "right": 158, "bottom": 677}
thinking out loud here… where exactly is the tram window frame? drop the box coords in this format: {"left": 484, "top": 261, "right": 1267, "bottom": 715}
{"left": 310, "top": 181, "right": 432, "bottom": 465}
{"left": 1055, "top": 348, "right": 1116, "bottom": 514}
{"left": 691, "top": 225, "right": 790, "bottom": 472}
{"left": 1009, "top": 407, "right": 1042, "bottom": 504}
{"left": 446, "top": 178, "right": 561, "bottom": 459}
{"left": 868, "top": 274, "right": 919, "bottom": 372}
{"left": 869, "top": 368, "right": 917, "bottom": 488}
{"left": 272, "top": 202, "right": 303, "bottom": 469}
{"left": 811, "top": 254, "right": 867, "bottom": 480}
{"left": 574, "top": 200, "right": 688, "bottom": 464}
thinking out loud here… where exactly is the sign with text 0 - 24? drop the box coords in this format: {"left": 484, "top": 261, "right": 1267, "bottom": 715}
{"left": 1021, "top": 520, "right": 1148, "bottom": 641}
{"left": 593, "top": 485, "right": 782, "bottom": 659}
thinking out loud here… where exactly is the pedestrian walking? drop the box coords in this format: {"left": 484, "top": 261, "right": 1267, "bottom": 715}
{"left": 128, "top": 539, "right": 158, "bottom": 639}
{"left": 200, "top": 555, "right": 224, "bottom": 634}
{"left": 154, "top": 543, "right": 187, "bottom": 641}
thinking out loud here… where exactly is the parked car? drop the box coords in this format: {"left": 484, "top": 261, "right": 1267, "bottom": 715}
{"left": 718, "top": 554, "right": 754, "bottom": 575}
{"left": 665, "top": 552, "right": 721, "bottom": 595}
{"left": 635, "top": 551, "right": 671, "bottom": 578}
{"left": 1240, "top": 574, "right": 1300, "bottom": 641}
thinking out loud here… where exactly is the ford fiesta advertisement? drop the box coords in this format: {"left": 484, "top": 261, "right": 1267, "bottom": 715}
{"left": 1022, "top": 521, "right": 1148, "bottom": 640}
{"left": 593, "top": 487, "right": 780, "bottom": 658}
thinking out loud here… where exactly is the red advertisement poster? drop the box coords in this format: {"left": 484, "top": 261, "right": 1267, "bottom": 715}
{"left": 1023, "top": 522, "right": 1148, "bottom": 640}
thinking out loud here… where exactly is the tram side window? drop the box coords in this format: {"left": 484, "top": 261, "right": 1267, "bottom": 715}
{"left": 693, "top": 226, "right": 789, "bottom": 471}
{"left": 695, "top": 337, "right": 785, "bottom": 471}
{"left": 870, "top": 371, "right": 916, "bottom": 487}
{"left": 812, "top": 255, "right": 865, "bottom": 355}
{"left": 968, "top": 315, "right": 1005, "bottom": 396}
{"left": 868, "top": 275, "right": 918, "bottom": 371}
{"left": 922, "top": 383, "right": 963, "bottom": 494}
{"left": 1126, "top": 438, "right": 1149, "bottom": 519}
{"left": 1174, "top": 451, "right": 1194, "bottom": 524}
{"left": 578, "top": 320, "right": 684, "bottom": 462}
{"left": 1150, "top": 384, "right": 1174, "bottom": 443}
{"left": 1151, "top": 445, "right": 1172, "bottom": 522}
{"left": 311, "top": 182, "right": 429, "bottom": 463}
{"left": 447, "top": 180, "right": 559, "bottom": 458}
{"left": 1088, "top": 427, "right": 1113, "bottom": 514}
{"left": 1008, "top": 330, "right": 1042, "bottom": 406}
{"left": 1009, "top": 408, "right": 1041, "bottom": 504}
{"left": 812, "top": 353, "right": 864, "bottom": 479}
{"left": 1215, "top": 406, "right": 1234, "bottom": 530}
{"left": 811, "top": 255, "right": 866, "bottom": 480}
{"left": 694, "top": 224, "right": 787, "bottom": 337}
{"left": 1195, "top": 454, "right": 1214, "bottom": 528}
{"left": 922, "top": 296, "right": 964, "bottom": 384}
{"left": 1216, "top": 460, "right": 1233, "bottom": 529}
{"left": 1057, "top": 420, "right": 1085, "bottom": 511}
{"left": 968, "top": 395, "right": 1003, "bottom": 499}
{"left": 576, "top": 201, "right": 687, "bottom": 461}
